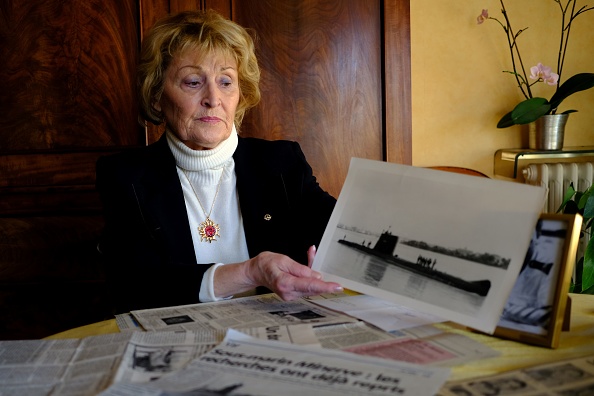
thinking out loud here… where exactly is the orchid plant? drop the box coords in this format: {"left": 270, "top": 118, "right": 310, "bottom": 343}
{"left": 477, "top": 1, "right": 594, "bottom": 128}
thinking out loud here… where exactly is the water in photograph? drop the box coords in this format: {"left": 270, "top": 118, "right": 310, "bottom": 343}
{"left": 328, "top": 229, "right": 505, "bottom": 315}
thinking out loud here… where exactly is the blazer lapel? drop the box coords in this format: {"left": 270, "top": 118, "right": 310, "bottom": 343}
{"left": 135, "top": 135, "right": 197, "bottom": 266}
{"left": 234, "top": 137, "right": 293, "bottom": 258}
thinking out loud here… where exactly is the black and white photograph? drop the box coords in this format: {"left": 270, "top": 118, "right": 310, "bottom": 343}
{"left": 312, "top": 158, "right": 546, "bottom": 334}
{"left": 132, "top": 346, "right": 179, "bottom": 373}
{"left": 499, "top": 218, "right": 567, "bottom": 331}
{"left": 494, "top": 213, "right": 582, "bottom": 348}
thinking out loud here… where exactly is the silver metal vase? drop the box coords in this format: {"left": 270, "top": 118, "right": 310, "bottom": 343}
{"left": 528, "top": 114, "right": 569, "bottom": 150}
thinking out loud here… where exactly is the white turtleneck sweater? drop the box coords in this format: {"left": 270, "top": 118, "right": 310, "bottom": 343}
{"left": 166, "top": 126, "right": 250, "bottom": 302}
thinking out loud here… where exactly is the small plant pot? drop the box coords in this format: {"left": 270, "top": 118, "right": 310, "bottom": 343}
{"left": 528, "top": 114, "right": 569, "bottom": 150}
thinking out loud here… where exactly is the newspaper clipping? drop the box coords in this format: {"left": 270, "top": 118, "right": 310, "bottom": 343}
{"left": 100, "top": 329, "right": 451, "bottom": 396}
{"left": 130, "top": 294, "right": 358, "bottom": 332}
{"left": 0, "top": 333, "right": 132, "bottom": 395}
{"left": 0, "top": 294, "right": 503, "bottom": 395}
{"left": 439, "top": 354, "right": 594, "bottom": 396}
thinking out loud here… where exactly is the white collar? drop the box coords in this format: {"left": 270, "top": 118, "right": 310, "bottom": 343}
{"left": 166, "top": 125, "right": 238, "bottom": 171}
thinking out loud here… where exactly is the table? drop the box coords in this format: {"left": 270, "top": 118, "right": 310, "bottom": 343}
{"left": 46, "top": 318, "right": 120, "bottom": 340}
{"left": 442, "top": 294, "right": 594, "bottom": 382}
{"left": 46, "top": 294, "right": 594, "bottom": 383}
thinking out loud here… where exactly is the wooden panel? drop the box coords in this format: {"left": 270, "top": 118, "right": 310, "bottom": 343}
{"left": 170, "top": 0, "right": 200, "bottom": 11}
{"left": 233, "top": 0, "right": 383, "bottom": 198}
{"left": 0, "top": 150, "right": 122, "bottom": 188}
{"left": 0, "top": 0, "right": 143, "bottom": 150}
{"left": 0, "top": 188, "right": 101, "bottom": 216}
{"left": 384, "top": 0, "right": 412, "bottom": 165}
{"left": 205, "top": 0, "right": 232, "bottom": 17}
{"left": 0, "top": 0, "right": 141, "bottom": 340}
{"left": 171, "top": 0, "right": 231, "bottom": 16}
{"left": 0, "top": 215, "right": 110, "bottom": 340}
{"left": 0, "top": 149, "right": 126, "bottom": 215}
{"left": 140, "top": 0, "right": 170, "bottom": 36}
{"left": 0, "top": 217, "right": 105, "bottom": 283}
{"left": 0, "top": 282, "right": 111, "bottom": 340}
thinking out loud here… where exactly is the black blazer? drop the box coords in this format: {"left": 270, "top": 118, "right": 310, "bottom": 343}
{"left": 96, "top": 134, "right": 336, "bottom": 313}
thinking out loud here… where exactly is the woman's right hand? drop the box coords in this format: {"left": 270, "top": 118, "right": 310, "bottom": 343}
{"left": 213, "top": 250, "right": 342, "bottom": 301}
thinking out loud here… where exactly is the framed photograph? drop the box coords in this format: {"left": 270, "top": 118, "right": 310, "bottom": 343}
{"left": 494, "top": 213, "right": 583, "bottom": 348}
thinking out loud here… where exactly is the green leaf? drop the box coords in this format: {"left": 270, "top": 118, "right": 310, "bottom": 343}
{"left": 557, "top": 182, "right": 576, "bottom": 213}
{"left": 496, "top": 111, "right": 515, "bottom": 128}
{"left": 581, "top": 283, "right": 594, "bottom": 294}
{"left": 578, "top": 187, "right": 593, "bottom": 213}
{"left": 564, "top": 200, "right": 580, "bottom": 216}
{"left": 497, "top": 98, "right": 552, "bottom": 128}
{"left": 585, "top": 217, "right": 593, "bottom": 232}
{"left": 510, "top": 98, "right": 551, "bottom": 125}
{"left": 549, "top": 73, "right": 594, "bottom": 110}
{"left": 561, "top": 109, "right": 578, "bottom": 115}
{"left": 575, "top": 191, "right": 586, "bottom": 213}
{"left": 583, "top": 191, "right": 594, "bottom": 219}
{"left": 581, "top": 237, "right": 594, "bottom": 293}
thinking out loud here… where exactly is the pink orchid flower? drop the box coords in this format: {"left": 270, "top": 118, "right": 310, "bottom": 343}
{"left": 530, "top": 63, "right": 559, "bottom": 86}
{"left": 477, "top": 9, "right": 489, "bottom": 24}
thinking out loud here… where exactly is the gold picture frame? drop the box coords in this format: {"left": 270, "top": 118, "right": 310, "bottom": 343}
{"left": 493, "top": 213, "right": 583, "bottom": 348}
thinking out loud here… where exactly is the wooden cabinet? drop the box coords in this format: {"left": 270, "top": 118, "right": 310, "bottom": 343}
{"left": 0, "top": 0, "right": 410, "bottom": 339}
{"left": 0, "top": 0, "right": 142, "bottom": 340}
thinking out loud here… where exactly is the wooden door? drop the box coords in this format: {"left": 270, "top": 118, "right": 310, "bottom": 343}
{"left": 0, "top": 0, "right": 142, "bottom": 339}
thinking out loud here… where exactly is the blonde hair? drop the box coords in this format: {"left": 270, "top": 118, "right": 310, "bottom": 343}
{"left": 137, "top": 10, "right": 261, "bottom": 127}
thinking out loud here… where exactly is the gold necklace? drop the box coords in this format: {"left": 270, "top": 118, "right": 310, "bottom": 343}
{"left": 181, "top": 165, "right": 225, "bottom": 243}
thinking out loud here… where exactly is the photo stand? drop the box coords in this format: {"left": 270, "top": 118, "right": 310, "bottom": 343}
{"left": 492, "top": 213, "right": 582, "bottom": 348}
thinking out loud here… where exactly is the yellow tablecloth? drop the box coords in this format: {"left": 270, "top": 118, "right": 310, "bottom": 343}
{"left": 445, "top": 293, "right": 594, "bottom": 382}
{"left": 46, "top": 318, "right": 120, "bottom": 340}
{"left": 46, "top": 293, "right": 594, "bottom": 383}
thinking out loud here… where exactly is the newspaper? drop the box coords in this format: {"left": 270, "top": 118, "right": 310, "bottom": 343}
{"left": 310, "top": 320, "right": 498, "bottom": 367}
{"left": 130, "top": 293, "right": 358, "bottom": 332}
{"left": 0, "top": 333, "right": 132, "bottom": 396}
{"left": 439, "top": 354, "right": 594, "bottom": 396}
{"left": 100, "top": 329, "right": 451, "bottom": 396}
{"left": 112, "top": 319, "right": 495, "bottom": 386}
{"left": 339, "top": 323, "right": 499, "bottom": 367}
{"left": 306, "top": 292, "right": 445, "bottom": 332}
{"left": 306, "top": 293, "right": 499, "bottom": 366}
{"left": 112, "top": 329, "right": 224, "bottom": 384}
{"left": 128, "top": 293, "right": 498, "bottom": 368}
{"left": 115, "top": 313, "right": 143, "bottom": 333}
{"left": 312, "top": 321, "right": 397, "bottom": 350}
{"left": 0, "top": 294, "right": 498, "bottom": 395}
{"left": 113, "top": 324, "right": 321, "bottom": 384}
{"left": 0, "top": 324, "right": 326, "bottom": 395}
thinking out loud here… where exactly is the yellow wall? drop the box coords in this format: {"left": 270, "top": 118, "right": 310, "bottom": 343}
{"left": 410, "top": 0, "right": 594, "bottom": 176}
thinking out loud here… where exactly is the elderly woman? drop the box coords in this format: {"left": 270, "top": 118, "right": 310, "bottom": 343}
{"left": 96, "top": 10, "right": 342, "bottom": 313}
